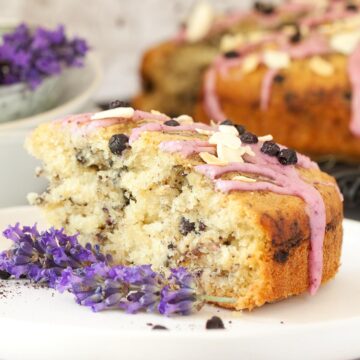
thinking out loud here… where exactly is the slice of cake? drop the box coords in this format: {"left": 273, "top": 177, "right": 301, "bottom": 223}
{"left": 26, "top": 106, "right": 343, "bottom": 310}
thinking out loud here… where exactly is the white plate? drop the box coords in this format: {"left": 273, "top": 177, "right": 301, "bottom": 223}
{"left": 0, "top": 206, "right": 359, "bottom": 360}
{"left": 0, "top": 53, "right": 102, "bottom": 132}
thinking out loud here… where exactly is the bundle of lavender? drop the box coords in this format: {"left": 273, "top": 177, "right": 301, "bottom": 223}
{"left": 0, "top": 224, "right": 234, "bottom": 316}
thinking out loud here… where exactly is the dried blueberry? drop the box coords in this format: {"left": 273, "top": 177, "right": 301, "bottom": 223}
{"left": 277, "top": 148, "right": 298, "bottom": 165}
{"left": 254, "top": 1, "right": 275, "bottom": 15}
{"left": 179, "top": 217, "right": 196, "bottom": 236}
{"left": 224, "top": 50, "right": 240, "bottom": 59}
{"left": 240, "top": 132, "right": 258, "bottom": 144}
{"left": 206, "top": 316, "right": 225, "bottom": 329}
{"left": 346, "top": 2, "right": 358, "bottom": 11}
{"left": 274, "top": 74, "right": 285, "bottom": 83}
{"left": 109, "top": 134, "right": 129, "bottom": 155}
{"left": 108, "top": 100, "right": 130, "bottom": 109}
{"left": 261, "top": 141, "right": 280, "bottom": 156}
{"left": 164, "top": 119, "right": 180, "bottom": 126}
{"left": 234, "top": 124, "right": 246, "bottom": 135}
{"left": 220, "top": 119, "right": 233, "bottom": 126}
{"left": 0, "top": 270, "right": 10, "bottom": 280}
{"left": 289, "top": 25, "right": 302, "bottom": 43}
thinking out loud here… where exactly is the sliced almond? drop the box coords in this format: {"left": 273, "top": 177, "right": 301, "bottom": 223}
{"left": 185, "top": 1, "right": 215, "bottom": 43}
{"left": 330, "top": 31, "right": 360, "bottom": 55}
{"left": 233, "top": 175, "right": 256, "bottom": 183}
{"left": 309, "top": 56, "right": 334, "bottom": 77}
{"left": 199, "top": 152, "right": 227, "bottom": 165}
{"left": 218, "top": 125, "right": 239, "bottom": 136}
{"left": 263, "top": 50, "right": 290, "bottom": 70}
{"left": 258, "top": 134, "right": 273, "bottom": 142}
{"left": 195, "top": 128, "right": 215, "bottom": 135}
{"left": 175, "top": 114, "right": 194, "bottom": 124}
{"left": 242, "top": 54, "right": 260, "bottom": 74}
{"left": 220, "top": 33, "right": 245, "bottom": 53}
{"left": 91, "top": 107, "right": 134, "bottom": 120}
{"left": 209, "top": 132, "right": 241, "bottom": 149}
{"left": 243, "top": 145, "right": 256, "bottom": 157}
{"left": 217, "top": 144, "right": 245, "bottom": 163}
{"left": 150, "top": 109, "right": 166, "bottom": 116}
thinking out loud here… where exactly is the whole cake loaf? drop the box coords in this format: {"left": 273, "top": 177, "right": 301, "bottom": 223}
{"left": 134, "top": 1, "right": 360, "bottom": 160}
{"left": 26, "top": 106, "right": 343, "bottom": 310}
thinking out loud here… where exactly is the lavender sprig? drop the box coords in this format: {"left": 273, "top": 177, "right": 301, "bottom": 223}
{"left": 0, "top": 223, "right": 111, "bottom": 287}
{"left": 1, "top": 224, "right": 235, "bottom": 316}
{"left": 0, "top": 24, "right": 89, "bottom": 88}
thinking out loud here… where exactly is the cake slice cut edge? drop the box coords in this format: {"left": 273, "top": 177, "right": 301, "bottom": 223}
{"left": 25, "top": 109, "right": 343, "bottom": 310}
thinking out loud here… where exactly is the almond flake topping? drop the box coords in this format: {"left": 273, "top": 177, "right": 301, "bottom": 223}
{"left": 218, "top": 125, "right": 239, "bottom": 136}
{"left": 209, "top": 131, "right": 241, "bottom": 149}
{"left": 258, "top": 134, "right": 273, "bottom": 142}
{"left": 217, "top": 144, "right": 245, "bottom": 163}
{"left": 175, "top": 114, "right": 194, "bottom": 124}
{"left": 195, "top": 128, "right": 215, "bottom": 135}
{"left": 242, "top": 54, "right": 260, "bottom": 74}
{"left": 220, "top": 33, "right": 245, "bottom": 52}
{"left": 91, "top": 107, "right": 135, "bottom": 120}
{"left": 330, "top": 31, "right": 360, "bottom": 55}
{"left": 309, "top": 56, "right": 334, "bottom": 77}
{"left": 263, "top": 50, "right": 290, "bottom": 70}
{"left": 233, "top": 175, "right": 257, "bottom": 183}
{"left": 199, "top": 152, "right": 227, "bottom": 165}
{"left": 185, "top": 1, "right": 215, "bottom": 43}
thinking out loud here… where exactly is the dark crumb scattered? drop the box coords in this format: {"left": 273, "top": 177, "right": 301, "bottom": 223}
{"left": 146, "top": 323, "right": 153, "bottom": 327}
{"left": 152, "top": 325, "right": 168, "bottom": 330}
{"left": 0, "top": 270, "right": 11, "bottom": 280}
{"left": 167, "top": 243, "right": 175, "bottom": 250}
{"left": 179, "top": 217, "right": 196, "bottom": 236}
{"left": 206, "top": 316, "right": 225, "bottom": 330}
{"left": 108, "top": 134, "right": 129, "bottom": 155}
{"left": 164, "top": 119, "right": 180, "bottom": 127}
{"left": 274, "top": 74, "right": 285, "bottom": 83}
{"left": 280, "top": 321, "right": 284, "bottom": 324}
{"left": 346, "top": 2, "right": 358, "bottom": 11}
{"left": 344, "top": 91, "right": 352, "bottom": 101}
{"left": 289, "top": 26, "right": 302, "bottom": 43}
{"left": 224, "top": 50, "right": 240, "bottom": 59}
{"left": 240, "top": 132, "right": 258, "bottom": 144}
{"left": 228, "top": 321, "right": 232, "bottom": 324}
{"left": 198, "top": 221, "right": 207, "bottom": 232}
{"left": 254, "top": 1, "right": 276, "bottom": 15}
{"left": 108, "top": 100, "right": 130, "bottom": 109}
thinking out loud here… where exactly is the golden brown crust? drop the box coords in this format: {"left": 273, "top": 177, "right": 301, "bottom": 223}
{"left": 195, "top": 54, "right": 360, "bottom": 161}
{"left": 214, "top": 171, "right": 343, "bottom": 310}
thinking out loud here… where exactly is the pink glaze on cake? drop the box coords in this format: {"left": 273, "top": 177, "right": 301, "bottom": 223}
{"left": 129, "top": 122, "right": 215, "bottom": 144}
{"left": 195, "top": 152, "right": 326, "bottom": 295}
{"left": 260, "top": 68, "right": 279, "bottom": 111}
{"left": 159, "top": 140, "right": 216, "bottom": 157}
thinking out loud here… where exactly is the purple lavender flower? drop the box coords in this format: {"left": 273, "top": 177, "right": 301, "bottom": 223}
{"left": 0, "top": 23, "right": 89, "bottom": 88}
{"left": 0, "top": 223, "right": 111, "bottom": 287}
{"left": 59, "top": 264, "right": 211, "bottom": 316}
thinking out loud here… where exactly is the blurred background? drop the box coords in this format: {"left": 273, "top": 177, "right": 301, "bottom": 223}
{"left": 0, "top": 0, "right": 274, "bottom": 102}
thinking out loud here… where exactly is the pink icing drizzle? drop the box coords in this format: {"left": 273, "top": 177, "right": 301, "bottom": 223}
{"left": 348, "top": 42, "right": 360, "bottom": 136}
{"left": 260, "top": 68, "right": 279, "bottom": 111}
{"left": 195, "top": 145, "right": 326, "bottom": 295}
{"left": 159, "top": 140, "right": 216, "bottom": 157}
{"left": 129, "top": 122, "right": 214, "bottom": 144}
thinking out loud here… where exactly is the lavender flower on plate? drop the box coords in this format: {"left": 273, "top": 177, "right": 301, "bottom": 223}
{"left": 0, "top": 223, "right": 111, "bottom": 287}
{"left": 0, "top": 24, "right": 89, "bottom": 88}
{"left": 0, "top": 224, "right": 235, "bottom": 316}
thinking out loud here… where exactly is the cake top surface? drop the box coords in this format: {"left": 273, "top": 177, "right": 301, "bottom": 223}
{"left": 45, "top": 106, "right": 343, "bottom": 295}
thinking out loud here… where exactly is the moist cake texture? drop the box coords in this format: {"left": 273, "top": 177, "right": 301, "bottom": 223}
{"left": 26, "top": 107, "right": 343, "bottom": 310}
